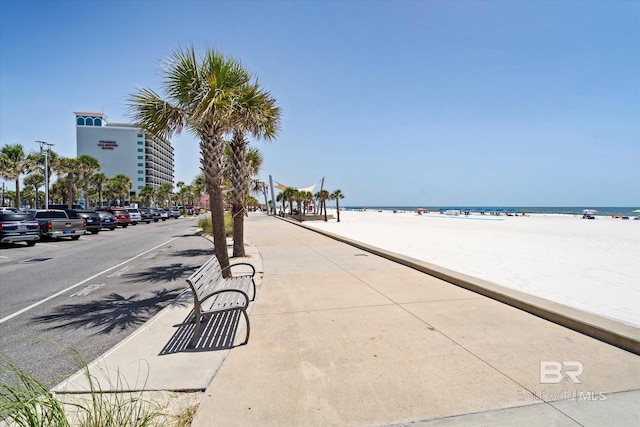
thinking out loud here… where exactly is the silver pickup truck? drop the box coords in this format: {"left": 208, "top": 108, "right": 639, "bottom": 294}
{"left": 29, "top": 209, "right": 86, "bottom": 240}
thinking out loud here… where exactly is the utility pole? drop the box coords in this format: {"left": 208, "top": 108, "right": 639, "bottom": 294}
{"left": 36, "top": 140, "right": 54, "bottom": 209}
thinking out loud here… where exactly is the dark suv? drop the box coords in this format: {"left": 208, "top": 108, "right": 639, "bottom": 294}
{"left": 146, "top": 208, "right": 162, "bottom": 222}
{"left": 0, "top": 212, "right": 40, "bottom": 246}
{"left": 65, "top": 209, "right": 102, "bottom": 234}
{"left": 138, "top": 208, "right": 154, "bottom": 224}
{"left": 97, "top": 208, "right": 131, "bottom": 228}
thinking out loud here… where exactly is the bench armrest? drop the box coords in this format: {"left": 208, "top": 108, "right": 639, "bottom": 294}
{"left": 199, "top": 288, "right": 250, "bottom": 305}
{"left": 221, "top": 262, "right": 256, "bottom": 278}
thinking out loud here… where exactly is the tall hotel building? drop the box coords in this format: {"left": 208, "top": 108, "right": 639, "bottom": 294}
{"left": 75, "top": 112, "right": 174, "bottom": 198}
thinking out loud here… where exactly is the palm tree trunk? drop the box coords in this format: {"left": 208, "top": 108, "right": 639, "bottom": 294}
{"left": 230, "top": 131, "right": 249, "bottom": 257}
{"left": 14, "top": 177, "right": 20, "bottom": 209}
{"left": 201, "top": 131, "right": 231, "bottom": 275}
{"left": 209, "top": 183, "right": 230, "bottom": 275}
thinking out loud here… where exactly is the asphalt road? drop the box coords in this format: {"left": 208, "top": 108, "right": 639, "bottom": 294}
{"left": 0, "top": 215, "right": 213, "bottom": 388}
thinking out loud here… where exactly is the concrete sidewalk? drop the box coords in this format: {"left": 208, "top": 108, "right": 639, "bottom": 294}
{"left": 57, "top": 213, "right": 640, "bottom": 426}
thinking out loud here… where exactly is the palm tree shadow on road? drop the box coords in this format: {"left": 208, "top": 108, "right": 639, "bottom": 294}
{"left": 32, "top": 290, "right": 184, "bottom": 334}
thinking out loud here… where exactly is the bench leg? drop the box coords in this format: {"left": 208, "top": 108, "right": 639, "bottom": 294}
{"left": 190, "top": 315, "right": 203, "bottom": 347}
{"left": 240, "top": 309, "right": 251, "bottom": 345}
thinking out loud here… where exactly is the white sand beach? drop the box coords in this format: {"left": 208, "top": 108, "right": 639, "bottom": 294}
{"left": 305, "top": 210, "right": 640, "bottom": 328}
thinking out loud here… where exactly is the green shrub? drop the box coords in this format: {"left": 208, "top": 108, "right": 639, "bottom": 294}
{"left": 197, "top": 211, "right": 232, "bottom": 237}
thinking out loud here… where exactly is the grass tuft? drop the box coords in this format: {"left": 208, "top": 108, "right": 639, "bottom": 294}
{"left": 197, "top": 211, "right": 232, "bottom": 237}
{"left": 1, "top": 353, "right": 199, "bottom": 426}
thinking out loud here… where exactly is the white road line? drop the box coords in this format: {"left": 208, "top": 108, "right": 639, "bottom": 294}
{"left": 0, "top": 237, "right": 180, "bottom": 324}
{"left": 69, "top": 283, "right": 105, "bottom": 297}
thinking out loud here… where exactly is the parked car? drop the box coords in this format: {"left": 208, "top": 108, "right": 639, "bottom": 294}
{"left": 125, "top": 208, "right": 142, "bottom": 225}
{"left": 138, "top": 208, "right": 154, "bottom": 224}
{"left": 97, "top": 211, "right": 117, "bottom": 231}
{"left": 0, "top": 211, "right": 40, "bottom": 246}
{"left": 97, "top": 208, "right": 131, "bottom": 228}
{"left": 28, "top": 209, "right": 86, "bottom": 240}
{"left": 147, "top": 208, "right": 161, "bottom": 222}
{"left": 168, "top": 208, "right": 181, "bottom": 219}
{"left": 157, "top": 209, "right": 169, "bottom": 221}
{"left": 65, "top": 209, "right": 102, "bottom": 234}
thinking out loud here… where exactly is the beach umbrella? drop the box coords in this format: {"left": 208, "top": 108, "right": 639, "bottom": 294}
{"left": 633, "top": 209, "right": 640, "bottom": 213}
{"left": 583, "top": 209, "right": 598, "bottom": 214}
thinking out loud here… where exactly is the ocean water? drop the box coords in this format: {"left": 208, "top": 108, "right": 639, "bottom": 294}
{"left": 345, "top": 206, "right": 639, "bottom": 217}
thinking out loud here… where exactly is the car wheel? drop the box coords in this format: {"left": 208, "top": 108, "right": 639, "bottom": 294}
{"left": 27, "top": 241, "right": 36, "bottom": 247}
{"left": 122, "top": 224, "right": 128, "bottom": 228}
{"left": 91, "top": 231, "right": 99, "bottom": 234}
{"left": 71, "top": 235, "right": 80, "bottom": 240}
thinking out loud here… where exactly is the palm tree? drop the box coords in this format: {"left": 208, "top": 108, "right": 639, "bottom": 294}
{"left": 156, "top": 183, "right": 173, "bottom": 208}
{"left": 57, "top": 157, "right": 82, "bottom": 207}
{"left": 90, "top": 172, "right": 107, "bottom": 208}
{"left": 106, "top": 174, "right": 132, "bottom": 206}
{"left": 191, "top": 174, "right": 205, "bottom": 211}
{"left": 21, "top": 187, "right": 36, "bottom": 208}
{"left": 228, "top": 83, "right": 280, "bottom": 257}
{"left": 224, "top": 143, "right": 267, "bottom": 256}
{"left": 250, "top": 179, "right": 269, "bottom": 214}
{"left": 315, "top": 189, "right": 330, "bottom": 221}
{"left": 23, "top": 173, "right": 45, "bottom": 208}
{"left": 293, "top": 190, "right": 305, "bottom": 222}
{"left": 128, "top": 46, "right": 255, "bottom": 274}
{"left": 138, "top": 185, "right": 155, "bottom": 207}
{"left": 281, "top": 187, "right": 297, "bottom": 216}
{"left": 77, "top": 154, "right": 101, "bottom": 208}
{"left": 50, "top": 178, "right": 67, "bottom": 204}
{"left": 0, "top": 144, "right": 34, "bottom": 209}
{"left": 331, "top": 189, "right": 345, "bottom": 222}
{"left": 276, "top": 192, "right": 285, "bottom": 216}
{"left": 176, "top": 181, "right": 185, "bottom": 213}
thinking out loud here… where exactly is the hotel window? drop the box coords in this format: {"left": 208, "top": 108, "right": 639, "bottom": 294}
{"left": 138, "top": 170, "right": 144, "bottom": 174}
{"left": 94, "top": 118, "right": 102, "bottom": 126}
{"left": 137, "top": 148, "right": 143, "bottom": 152}
{"left": 138, "top": 163, "right": 143, "bottom": 167}
{"left": 85, "top": 117, "right": 94, "bottom": 126}
{"left": 137, "top": 141, "right": 144, "bottom": 145}
{"left": 77, "top": 117, "right": 85, "bottom": 126}
{"left": 138, "top": 178, "right": 144, "bottom": 182}
{"left": 138, "top": 155, "right": 143, "bottom": 159}
{"left": 137, "top": 133, "right": 143, "bottom": 138}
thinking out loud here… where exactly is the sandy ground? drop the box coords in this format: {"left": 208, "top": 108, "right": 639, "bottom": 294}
{"left": 305, "top": 209, "right": 640, "bottom": 328}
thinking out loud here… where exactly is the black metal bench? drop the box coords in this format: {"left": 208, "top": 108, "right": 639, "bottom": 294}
{"left": 187, "top": 255, "right": 256, "bottom": 346}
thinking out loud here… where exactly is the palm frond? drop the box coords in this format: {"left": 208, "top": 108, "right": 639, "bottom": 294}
{"left": 127, "top": 87, "right": 185, "bottom": 140}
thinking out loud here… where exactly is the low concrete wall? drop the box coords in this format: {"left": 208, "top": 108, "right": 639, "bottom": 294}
{"left": 284, "top": 214, "right": 334, "bottom": 221}
{"left": 280, "top": 216, "right": 640, "bottom": 356}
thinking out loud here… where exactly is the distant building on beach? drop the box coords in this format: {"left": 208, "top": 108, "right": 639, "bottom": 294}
{"left": 75, "top": 111, "right": 174, "bottom": 198}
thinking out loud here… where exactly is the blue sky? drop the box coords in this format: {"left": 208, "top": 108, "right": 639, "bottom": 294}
{"left": 1, "top": 0, "right": 638, "bottom": 207}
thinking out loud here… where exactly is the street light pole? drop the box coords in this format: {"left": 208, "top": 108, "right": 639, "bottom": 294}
{"left": 36, "top": 140, "right": 54, "bottom": 209}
